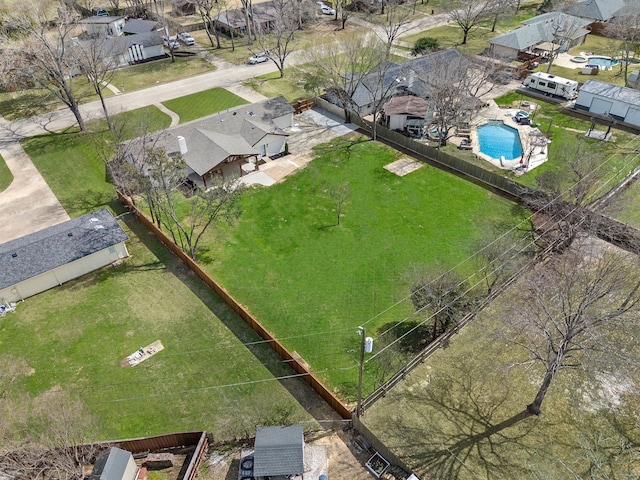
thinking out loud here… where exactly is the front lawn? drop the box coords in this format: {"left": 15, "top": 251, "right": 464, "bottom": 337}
{"left": 162, "top": 88, "right": 249, "bottom": 123}
{"left": 21, "top": 106, "right": 171, "bottom": 218}
{"left": 243, "top": 69, "right": 311, "bottom": 102}
{"left": 0, "top": 154, "right": 13, "bottom": 192}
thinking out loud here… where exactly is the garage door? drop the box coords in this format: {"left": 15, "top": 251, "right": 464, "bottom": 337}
{"left": 626, "top": 107, "right": 640, "bottom": 127}
{"left": 590, "top": 97, "right": 613, "bottom": 115}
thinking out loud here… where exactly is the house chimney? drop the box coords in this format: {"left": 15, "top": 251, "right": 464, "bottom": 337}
{"left": 177, "top": 135, "right": 188, "bottom": 154}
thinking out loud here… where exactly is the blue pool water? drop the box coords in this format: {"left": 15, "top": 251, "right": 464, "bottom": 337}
{"left": 587, "top": 56, "right": 619, "bottom": 67}
{"left": 478, "top": 122, "right": 523, "bottom": 160}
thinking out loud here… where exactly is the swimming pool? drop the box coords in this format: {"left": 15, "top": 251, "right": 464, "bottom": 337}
{"left": 478, "top": 121, "right": 523, "bottom": 161}
{"left": 587, "top": 56, "right": 619, "bottom": 67}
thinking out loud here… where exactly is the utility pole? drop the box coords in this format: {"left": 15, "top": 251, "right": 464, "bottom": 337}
{"left": 356, "top": 326, "right": 373, "bottom": 418}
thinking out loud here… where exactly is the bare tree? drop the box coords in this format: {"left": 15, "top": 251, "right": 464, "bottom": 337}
{"left": 605, "top": 0, "right": 640, "bottom": 85}
{"left": 500, "top": 239, "right": 640, "bottom": 416}
{"left": 254, "top": 0, "right": 298, "bottom": 78}
{"left": 144, "top": 147, "right": 245, "bottom": 259}
{"left": 74, "top": 35, "right": 120, "bottom": 130}
{"left": 194, "top": 0, "right": 221, "bottom": 48}
{"left": 328, "top": 181, "right": 350, "bottom": 226}
{"left": 300, "top": 33, "right": 387, "bottom": 122}
{"left": 417, "top": 53, "right": 497, "bottom": 147}
{"left": 544, "top": 14, "right": 588, "bottom": 73}
{"left": 443, "top": 0, "right": 492, "bottom": 45}
{"left": 239, "top": 0, "right": 254, "bottom": 45}
{"left": 1, "top": 0, "right": 90, "bottom": 131}
{"left": 337, "top": 0, "right": 351, "bottom": 29}
{"left": 488, "top": 0, "right": 517, "bottom": 33}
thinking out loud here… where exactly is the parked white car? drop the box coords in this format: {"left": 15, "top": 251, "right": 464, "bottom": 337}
{"left": 177, "top": 32, "right": 195, "bottom": 46}
{"left": 248, "top": 51, "right": 269, "bottom": 64}
{"left": 316, "top": 1, "right": 335, "bottom": 14}
{"left": 162, "top": 36, "right": 180, "bottom": 50}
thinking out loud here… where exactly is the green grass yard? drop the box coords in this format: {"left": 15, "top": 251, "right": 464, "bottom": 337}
{"left": 197, "top": 136, "right": 518, "bottom": 397}
{"left": 0, "top": 154, "right": 12, "bottom": 192}
{"left": 162, "top": 88, "right": 249, "bottom": 123}
{"left": 0, "top": 218, "right": 321, "bottom": 440}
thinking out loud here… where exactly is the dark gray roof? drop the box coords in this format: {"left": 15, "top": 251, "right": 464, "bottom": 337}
{"left": 579, "top": 79, "right": 640, "bottom": 105}
{"left": 90, "top": 447, "right": 134, "bottom": 480}
{"left": 564, "top": 0, "right": 625, "bottom": 21}
{"left": 0, "top": 209, "right": 128, "bottom": 290}
{"left": 253, "top": 425, "right": 304, "bottom": 477}
{"left": 353, "top": 49, "right": 462, "bottom": 107}
{"left": 151, "top": 96, "right": 292, "bottom": 174}
{"left": 123, "top": 18, "right": 160, "bottom": 34}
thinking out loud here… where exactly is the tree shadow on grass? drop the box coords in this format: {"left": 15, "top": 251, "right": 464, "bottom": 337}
{"left": 123, "top": 216, "right": 342, "bottom": 426}
{"left": 381, "top": 365, "right": 541, "bottom": 480}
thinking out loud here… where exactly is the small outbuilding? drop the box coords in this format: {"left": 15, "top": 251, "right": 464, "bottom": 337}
{"left": 575, "top": 80, "right": 640, "bottom": 128}
{"left": 89, "top": 447, "right": 138, "bottom": 480}
{"left": 0, "top": 209, "right": 129, "bottom": 303}
{"left": 253, "top": 425, "right": 304, "bottom": 479}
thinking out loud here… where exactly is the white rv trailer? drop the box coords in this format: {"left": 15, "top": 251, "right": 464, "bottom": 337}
{"left": 522, "top": 72, "right": 579, "bottom": 100}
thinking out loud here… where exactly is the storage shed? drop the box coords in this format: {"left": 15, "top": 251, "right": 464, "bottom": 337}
{"left": 253, "top": 425, "right": 304, "bottom": 479}
{"left": 0, "top": 209, "right": 129, "bottom": 303}
{"left": 575, "top": 80, "right": 640, "bottom": 128}
{"left": 89, "top": 447, "right": 138, "bottom": 480}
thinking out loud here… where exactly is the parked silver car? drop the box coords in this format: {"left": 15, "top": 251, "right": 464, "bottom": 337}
{"left": 177, "top": 32, "right": 195, "bottom": 46}
{"left": 248, "top": 51, "right": 269, "bottom": 64}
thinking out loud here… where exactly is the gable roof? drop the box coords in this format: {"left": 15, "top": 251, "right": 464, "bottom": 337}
{"left": 89, "top": 447, "right": 135, "bottom": 480}
{"left": 147, "top": 96, "right": 293, "bottom": 175}
{"left": 253, "top": 425, "right": 304, "bottom": 477}
{"left": 564, "top": 0, "right": 625, "bottom": 21}
{"left": 490, "top": 12, "right": 590, "bottom": 50}
{"left": 79, "top": 15, "right": 125, "bottom": 24}
{"left": 0, "top": 209, "right": 128, "bottom": 290}
{"left": 383, "top": 95, "right": 429, "bottom": 116}
{"left": 579, "top": 79, "right": 640, "bottom": 105}
{"left": 353, "top": 49, "right": 462, "bottom": 107}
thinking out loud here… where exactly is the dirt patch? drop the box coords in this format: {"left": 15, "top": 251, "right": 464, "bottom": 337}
{"left": 384, "top": 158, "right": 423, "bottom": 177}
{"left": 204, "top": 430, "right": 374, "bottom": 480}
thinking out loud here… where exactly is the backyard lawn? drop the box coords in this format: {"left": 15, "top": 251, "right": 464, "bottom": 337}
{"left": 198, "top": 136, "right": 519, "bottom": 397}
{"left": 162, "top": 88, "right": 249, "bottom": 123}
{"left": 243, "top": 69, "right": 311, "bottom": 102}
{"left": 11, "top": 107, "right": 329, "bottom": 440}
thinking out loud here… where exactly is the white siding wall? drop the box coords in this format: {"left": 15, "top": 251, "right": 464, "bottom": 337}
{"left": 123, "top": 455, "right": 138, "bottom": 480}
{"left": 388, "top": 114, "right": 407, "bottom": 131}
{"left": 575, "top": 91, "right": 595, "bottom": 109}
{"left": 257, "top": 134, "right": 286, "bottom": 157}
{"left": 0, "top": 243, "right": 129, "bottom": 303}
{"left": 272, "top": 113, "right": 294, "bottom": 129}
{"left": 490, "top": 44, "right": 518, "bottom": 59}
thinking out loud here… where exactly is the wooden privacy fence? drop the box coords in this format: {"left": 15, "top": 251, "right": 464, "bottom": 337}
{"left": 117, "top": 192, "right": 352, "bottom": 420}
{"left": 292, "top": 98, "right": 315, "bottom": 114}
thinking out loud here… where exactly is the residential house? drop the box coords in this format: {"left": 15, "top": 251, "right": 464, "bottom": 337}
{"left": 79, "top": 15, "right": 126, "bottom": 37}
{"left": 215, "top": 1, "right": 278, "bottom": 36}
{"left": 253, "top": 425, "right": 304, "bottom": 479}
{"left": 89, "top": 447, "right": 138, "bottom": 480}
{"left": 172, "top": 0, "right": 197, "bottom": 16}
{"left": 345, "top": 49, "right": 462, "bottom": 115}
{"left": 563, "top": 0, "right": 625, "bottom": 23}
{"left": 489, "top": 12, "right": 590, "bottom": 60}
{"left": 76, "top": 30, "right": 164, "bottom": 67}
{"left": 575, "top": 79, "right": 640, "bottom": 128}
{"left": 142, "top": 96, "right": 294, "bottom": 188}
{"left": 382, "top": 95, "right": 429, "bottom": 134}
{"left": 0, "top": 209, "right": 129, "bottom": 303}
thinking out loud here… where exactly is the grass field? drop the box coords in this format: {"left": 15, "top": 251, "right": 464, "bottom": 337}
{"left": 243, "top": 69, "right": 311, "bottom": 102}
{"left": 0, "top": 217, "right": 323, "bottom": 440}
{"left": 364, "top": 245, "right": 640, "bottom": 479}
{"left": 0, "top": 154, "right": 12, "bottom": 192}
{"left": 197, "top": 136, "right": 518, "bottom": 397}
{"left": 162, "top": 88, "right": 249, "bottom": 123}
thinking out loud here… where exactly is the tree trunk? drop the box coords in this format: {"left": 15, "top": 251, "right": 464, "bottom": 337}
{"left": 527, "top": 347, "right": 565, "bottom": 415}
{"left": 97, "top": 89, "right": 112, "bottom": 131}
{"left": 491, "top": 13, "right": 498, "bottom": 32}
{"left": 70, "top": 102, "right": 86, "bottom": 132}
{"left": 462, "top": 29, "right": 469, "bottom": 45}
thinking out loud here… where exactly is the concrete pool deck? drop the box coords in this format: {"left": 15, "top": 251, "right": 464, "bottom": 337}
{"left": 465, "top": 103, "right": 549, "bottom": 174}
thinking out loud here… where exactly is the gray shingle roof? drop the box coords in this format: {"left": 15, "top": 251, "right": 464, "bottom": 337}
{"left": 89, "top": 447, "right": 134, "bottom": 480}
{"left": 150, "top": 96, "right": 292, "bottom": 174}
{"left": 79, "top": 15, "right": 125, "bottom": 24}
{"left": 579, "top": 79, "right": 640, "bottom": 105}
{"left": 564, "top": 0, "right": 625, "bottom": 21}
{"left": 253, "top": 425, "right": 304, "bottom": 477}
{"left": 490, "top": 12, "right": 590, "bottom": 50}
{"left": 0, "top": 209, "right": 128, "bottom": 290}
{"left": 123, "top": 18, "right": 160, "bottom": 35}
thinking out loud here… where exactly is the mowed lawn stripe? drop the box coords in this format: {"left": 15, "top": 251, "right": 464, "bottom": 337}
{"left": 162, "top": 88, "right": 249, "bottom": 124}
